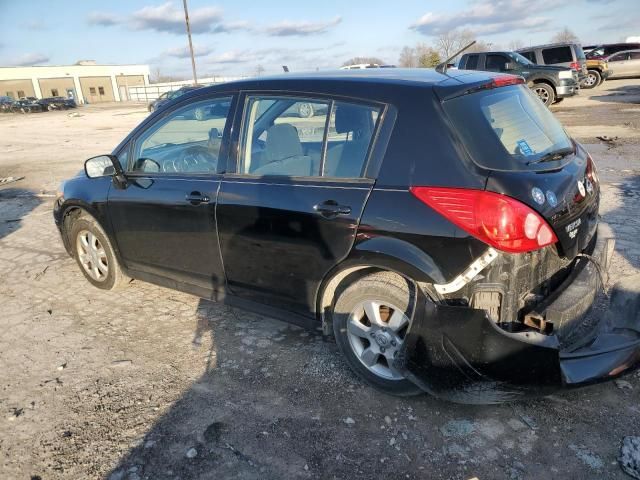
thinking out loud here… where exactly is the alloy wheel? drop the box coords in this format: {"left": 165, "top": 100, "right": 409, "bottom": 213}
{"left": 298, "top": 103, "right": 314, "bottom": 118}
{"left": 584, "top": 73, "right": 597, "bottom": 87}
{"left": 346, "top": 300, "right": 410, "bottom": 380}
{"left": 76, "top": 230, "right": 109, "bottom": 282}
{"left": 534, "top": 87, "right": 550, "bottom": 105}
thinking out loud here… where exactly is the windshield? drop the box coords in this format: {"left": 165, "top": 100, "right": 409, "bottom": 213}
{"left": 586, "top": 47, "right": 604, "bottom": 59}
{"left": 508, "top": 52, "right": 533, "bottom": 65}
{"left": 443, "top": 85, "right": 573, "bottom": 171}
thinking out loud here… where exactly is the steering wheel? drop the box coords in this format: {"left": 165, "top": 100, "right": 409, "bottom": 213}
{"left": 171, "top": 145, "right": 217, "bottom": 172}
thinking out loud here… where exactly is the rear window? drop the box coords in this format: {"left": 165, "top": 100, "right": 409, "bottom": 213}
{"left": 464, "top": 54, "right": 479, "bottom": 69}
{"left": 541, "top": 46, "right": 573, "bottom": 64}
{"left": 442, "top": 85, "right": 573, "bottom": 171}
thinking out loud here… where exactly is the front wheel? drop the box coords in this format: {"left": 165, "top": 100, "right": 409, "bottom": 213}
{"left": 582, "top": 70, "right": 601, "bottom": 89}
{"left": 332, "top": 272, "right": 422, "bottom": 396}
{"left": 69, "top": 215, "right": 129, "bottom": 290}
{"left": 194, "top": 107, "right": 206, "bottom": 121}
{"left": 531, "top": 83, "right": 555, "bottom": 107}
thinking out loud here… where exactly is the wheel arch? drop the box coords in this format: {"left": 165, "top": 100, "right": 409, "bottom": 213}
{"left": 529, "top": 77, "right": 556, "bottom": 93}
{"left": 59, "top": 201, "right": 118, "bottom": 260}
{"left": 315, "top": 236, "right": 445, "bottom": 333}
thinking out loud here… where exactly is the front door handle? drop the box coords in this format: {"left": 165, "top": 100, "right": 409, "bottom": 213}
{"left": 185, "top": 191, "right": 210, "bottom": 205}
{"left": 314, "top": 200, "right": 352, "bottom": 218}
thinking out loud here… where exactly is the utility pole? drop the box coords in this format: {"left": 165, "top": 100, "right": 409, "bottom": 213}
{"left": 182, "top": 0, "right": 198, "bottom": 85}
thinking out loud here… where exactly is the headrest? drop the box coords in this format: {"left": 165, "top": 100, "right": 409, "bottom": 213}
{"left": 265, "top": 123, "right": 303, "bottom": 160}
{"left": 335, "top": 105, "right": 371, "bottom": 134}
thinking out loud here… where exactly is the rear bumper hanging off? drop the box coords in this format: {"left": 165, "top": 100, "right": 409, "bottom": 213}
{"left": 397, "top": 228, "right": 640, "bottom": 404}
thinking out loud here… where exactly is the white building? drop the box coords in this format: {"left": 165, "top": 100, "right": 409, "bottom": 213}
{"left": 0, "top": 61, "right": 150, "bottom": 104}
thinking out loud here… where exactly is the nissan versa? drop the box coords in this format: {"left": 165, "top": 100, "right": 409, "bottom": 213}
{"left": 54, "top": 69, "right": 639, "bottom": 403}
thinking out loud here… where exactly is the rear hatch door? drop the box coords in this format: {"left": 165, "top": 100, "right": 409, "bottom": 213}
{"left": 438, "top": 81, "right": 599, "bottom": 259}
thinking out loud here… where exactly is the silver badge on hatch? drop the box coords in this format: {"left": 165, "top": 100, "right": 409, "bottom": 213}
{"left": 531, "top": 187, "right": 545, "bottom": 205}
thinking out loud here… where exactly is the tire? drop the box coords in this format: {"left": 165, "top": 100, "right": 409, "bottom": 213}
{"left": 531, "top": 83, "right": 555, "bottom": 107}
{"left": 47, "top": 105, "right": 55, "bottom": 111}
{"left": 298, "top": 103, "right": 314, "bottom": 118}
{"left": 69, "top": 215, "right": 129, "bottom": 290}
{"left": 581, "top": 70, "right": 601, "bottom": 89}
{"left": 332, "top": 271, "right": 422, "bottom": 396}
{"left": 194, "top": 107, "right": 206, "bottom": 121}
{"left": 553, "top": 98, "right": 564, "bottom": 104}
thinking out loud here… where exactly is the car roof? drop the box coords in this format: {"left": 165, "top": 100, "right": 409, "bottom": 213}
{"left": 606, "top": 49, "right": 640, "bottom": 57}
{"left": 203, "top": 68, "right": 497, "bottom": 90}
{"left": 517, "top": 42, "right": 582, "bottom": 51}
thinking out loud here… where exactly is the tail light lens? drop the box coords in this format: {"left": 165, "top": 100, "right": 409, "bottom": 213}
{"left": 569, "top": 62, "right": 580, "bottom": 71}
{"left": 586, "top": 154, "right": 598, "bottom": 184}
{"left": 410, "top": 187, "right": 558, "bottom": 253}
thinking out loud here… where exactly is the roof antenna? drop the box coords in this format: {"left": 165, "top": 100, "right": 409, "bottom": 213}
{"left": 436, "top": 40, "right": 476, "bottom": 74}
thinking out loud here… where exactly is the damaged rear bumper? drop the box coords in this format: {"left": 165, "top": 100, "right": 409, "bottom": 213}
{"left": 398, "top": 228, "right": 640, "bottom": 403}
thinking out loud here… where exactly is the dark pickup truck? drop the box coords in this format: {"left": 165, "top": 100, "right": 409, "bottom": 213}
{"left": 458, "top": 51, "right": 579, "bottom": 106}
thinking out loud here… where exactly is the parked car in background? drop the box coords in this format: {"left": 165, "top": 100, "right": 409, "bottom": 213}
{"left": 586, "top": 43, "right": 640, "bottom": 60}
{"left": 458, "top": 51, "right": 578, "bottom": 106}
{"left": 605, "top": 49, "right": 640, "bottom": 79}
{"left": 581, "top": 58, "right": 611, "bottom": 88}
{"left": 518, "top": 43, "right": 588, "bottom": 82}
{"left": 582, "top": 45, "right": 597, "bottom": 55}
{"left": 54, "top": 69, "right": 634, "bottom": 403}
{"left": 0, "top": 96, "right": 13, "bottom": 112}
{"left": 147, "top": 86, "right": 202, "bottom": 113}
{"left": 38, "top": 96, "right": 77, "bottom": 111}
{"left": 11, "top": 97, "right": 43, "bottom": 113}
{"left": 340, "top": 64, "right": 397, "bottom": 69}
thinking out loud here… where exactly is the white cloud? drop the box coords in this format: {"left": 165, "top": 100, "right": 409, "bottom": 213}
{"left": 265, "top": 16, "right": 342, "bottom": 36}
{"left": 410, "top": 0, "right": 562, "bottom": 36}
{"left": 9, "top": 53, "right": 50, "bottom": 66}
{"left": 164, "top": 44, "right": 214, "bottom": 58}
{"left": 87, "top": 12, "right": 121, "bottom": 26}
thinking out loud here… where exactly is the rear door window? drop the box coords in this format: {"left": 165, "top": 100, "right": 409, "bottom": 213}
{"left": 541, "top": 46, "right": 573, "bottom": 64}
{"left": 239, "top": 95, "right": 381, "bottom": 179}
{"left": 442, "top": 85, "right": 573, "bottom": 171}
{"left": 486, "top": 54, "right": 508, "bottom": 71}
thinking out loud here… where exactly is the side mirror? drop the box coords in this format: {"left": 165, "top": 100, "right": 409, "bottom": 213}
{"left": 84, "top": 154, "right": 125, "bottom": 180}
{"left": 504, "top": 62, "right": 515, "bottom": 71}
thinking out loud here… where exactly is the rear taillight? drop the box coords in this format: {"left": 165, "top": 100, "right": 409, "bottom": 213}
{"left": 586, "top": 154, "right": 598, "bottom": 184}
{"left": 410, "top": 187, "right": 558, "bottom": 253}
{"left": 569, "top": 62, "right": 580, "bottom": 71}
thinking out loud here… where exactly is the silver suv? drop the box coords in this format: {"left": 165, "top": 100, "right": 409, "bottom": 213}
{"left": 518, "top": 43, "right": 588, "bottom": 83}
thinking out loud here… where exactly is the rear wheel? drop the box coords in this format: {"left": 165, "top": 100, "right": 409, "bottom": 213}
{"left": 298, "top": 103, "right": 314, "bottom": 118}
{"left": 531, "top": 83, "right": 555, "bottom": 107}
{"left": 332, "top": 272, "right": 422, "bottom": 396}
{"left": 582, "top": 70, "right": 601, "bottom": 89}
{"left": 69, "top": 215, "right": 129, "bottom": 290}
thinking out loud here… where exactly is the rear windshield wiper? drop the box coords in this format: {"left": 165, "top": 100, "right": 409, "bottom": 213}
{"left": 526, "top": 147, "right": 574, "bottom": 166}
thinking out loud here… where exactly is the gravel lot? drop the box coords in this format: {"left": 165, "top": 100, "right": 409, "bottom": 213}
{"left": 1, "top": 79, "right": 639, "bottom": 480}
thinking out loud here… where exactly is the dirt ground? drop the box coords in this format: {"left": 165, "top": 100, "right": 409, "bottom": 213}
{"left": 0, "top": 79, "right": 639, "bottom": 480}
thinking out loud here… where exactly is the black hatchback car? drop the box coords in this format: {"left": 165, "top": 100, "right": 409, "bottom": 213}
{"left": 54, "top": 69, "right": 639, "bottom": 403}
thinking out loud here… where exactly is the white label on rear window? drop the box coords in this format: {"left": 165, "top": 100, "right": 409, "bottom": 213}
{"left": 517, "top": 139, "right": 534, "bottom": 156}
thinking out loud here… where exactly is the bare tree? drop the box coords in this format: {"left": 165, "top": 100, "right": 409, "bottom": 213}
{"left": 435, "top": 29, "right": 479, "bottom": 61}
{"left": 398, "top": 46, "right": 417, "bottom": 67}
{"left": 341, "top": 56, "right": 385, "bottom": 67}
{"left": 551, "top": 27, "right": 580, "bottom": 44}
{"left": 508, "top": 39, "right": 524, "bottom": 51}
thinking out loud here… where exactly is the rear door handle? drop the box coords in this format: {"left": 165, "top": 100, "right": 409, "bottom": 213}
{"left": 185, "top": 191, "right": 210, "bottom": 205}
{"left": 314, "top": 200, "right": 351, "bottom": 217}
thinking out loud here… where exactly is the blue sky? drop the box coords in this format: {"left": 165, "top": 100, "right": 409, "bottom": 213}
{"left": 1, "top": 0, "right": 638, "bottom": 77}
